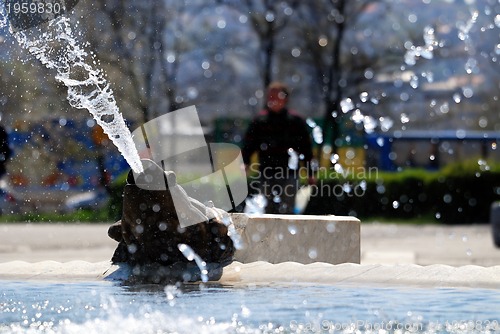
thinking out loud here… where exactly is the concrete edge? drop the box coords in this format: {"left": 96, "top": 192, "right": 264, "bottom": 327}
{"left": 1, "top": 261, "right": 500, "bottom": 289}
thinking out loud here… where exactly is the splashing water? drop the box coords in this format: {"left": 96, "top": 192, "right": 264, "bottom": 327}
{"left": 0, "top": 3, "right": 7, "bottom": 29}
{"left": 219, "top": 212, "right": 244, "bottom": 250}
{"left": 306, "top": 118, "right": 323, "bottom": 144}
{"left": 3, "top": 10, "right": 143, "bottom": 173}
{"left": 404, "top": 25, "right": 438, "bottom": 66}
{"left": 177, "top": 243, "right": 209, "bottom": 283}
{"left": 287, "top": 148, "right": 299, "bottom": 170}
{"left": 459, "top": 11, "right": 479, "bottom": 76}
{"left": 243, "top": 194, "right": 267, "bottom": 215}
{"left": 205, "top": 204, "right": 243, "bottom": 250}
{"left": 458, "top": 10, "right": 479, "bottom": 42}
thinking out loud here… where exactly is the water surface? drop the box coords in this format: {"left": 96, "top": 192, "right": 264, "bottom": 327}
{"left": 1, "top": 280, "right": 500, "bottom": 333}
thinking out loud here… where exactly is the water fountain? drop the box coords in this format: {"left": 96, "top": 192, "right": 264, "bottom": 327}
{"left": 0, "top": 1, "right": 499, "bottom": 333}
{"left": 2, "top": 0, "right": 143, "bottom": 174}
{"left": 0, "top": 0, "right": 362, "bottom": 283}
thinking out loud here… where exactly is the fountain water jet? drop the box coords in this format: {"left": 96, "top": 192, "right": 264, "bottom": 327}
{"left": 1, "top": 2, "right": 143, "bottom": 174}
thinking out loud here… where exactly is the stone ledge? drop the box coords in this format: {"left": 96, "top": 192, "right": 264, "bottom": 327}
{"left": 230, "top": 213, "right": 360, "bottom": 265}
{"left": 2, "top": 261, "right": 500, "bottom": 289}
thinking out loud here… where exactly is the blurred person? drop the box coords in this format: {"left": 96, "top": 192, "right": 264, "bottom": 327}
{"left": 242, "top": 81, "right": 316, "bottom": 214}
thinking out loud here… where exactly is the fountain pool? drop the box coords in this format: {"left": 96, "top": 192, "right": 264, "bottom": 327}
{"left": 1, "top": 280, "right": 500, "bottom": 334}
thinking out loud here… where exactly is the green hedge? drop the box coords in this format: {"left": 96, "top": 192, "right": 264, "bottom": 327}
{"left": 304, "top": 160, "right": 500, "bottom": 224}
{"left": 106, "top": 159, "right": 499, "bottom": 224}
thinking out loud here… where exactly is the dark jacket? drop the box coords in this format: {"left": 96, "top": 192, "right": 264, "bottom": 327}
{"left": 242, "top": 108, "right": 313, "bottom": 175}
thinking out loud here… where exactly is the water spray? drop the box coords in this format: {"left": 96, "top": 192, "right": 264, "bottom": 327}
{"left": 0, "top": 0, "right": 144, "bottom": 174}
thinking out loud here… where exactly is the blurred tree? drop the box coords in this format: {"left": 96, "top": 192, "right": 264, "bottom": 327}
{"left": 80, "top": 0, "right": 186, "bottom": 122}
{"left": 296, "top": 0, "right": 379, "bottom": 156}
{"left": 217, "top": 0, "right": 300, "bottom": 88}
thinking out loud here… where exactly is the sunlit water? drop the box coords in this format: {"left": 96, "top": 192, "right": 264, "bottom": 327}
{"left": 1, "top": 281, "right": 500, "bottom": 334}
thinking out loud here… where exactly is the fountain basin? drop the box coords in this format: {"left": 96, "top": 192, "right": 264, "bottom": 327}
{"left": 1, "top": 219, "right": 499, "bottom": 289}
{"left": 231, "top": 213, "right": 360, "bottom": 265}
{"left": 1, "top": 260, "right": 500, "bottom": 289}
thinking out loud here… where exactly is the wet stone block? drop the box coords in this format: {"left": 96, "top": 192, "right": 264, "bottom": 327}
{"left": 231, "top": 213, "right": 360, "bottom": 265}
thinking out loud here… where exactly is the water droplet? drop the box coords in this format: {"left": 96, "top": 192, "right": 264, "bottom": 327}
{"left": 363, "top": 116, "right": 377, "bottom": 133}
{"left": 326, "top": 223, "right": 336, "bottom": 233}
{"left": 312, "top": 126, "right": 323, "bottom": 144}
{"left": 318, "top": 36, "right": 328, "bottom": 47}
{"left": 334, "top": 163, "right": 344, "bottom": 173}
{"left": 164, "top": 285, "right": 179, "bottom": 304}
{"left": 340, "top": 98, "right": 355, "bottom": 113}
{"left": 462, "top": 87, "right": 473, "bottom": 98}
{"left": 478, "top": 117, "right": 488, "bottom": 128}
{"left": 308, "top": 248, "right": 318, "bottom": 259}
{"left": 379, "top": 117, "right": 394, "bottom": 132}
{"left": 265, "top": 11, "right": 275, "bottom": 22}
{"left": 351, "top": 109, "right": 364, "bottom": 123}
{"left": 456, "top": 129, "right": 466, "bottom": 139}
{"left": 345, "top": 149, "right": 356, "bottom": 160}
{"left": 152, "top": 204, "right": 161, "bottom": 212}
{"left": 251, "top": 233, "right": 261, "bottom": 242}
{"left": 186, "top": 87, "right": 198, "bottom": 99}
{"left": 288, "top": 225, "right": 298, "bottom": 235}
{"left": 287, "top": 148, "right": 299, "bottom": 170}
{"left": 464, "top": 58, "right": 477, "bottom": 74}
{"left": 306, "top": 118, "right": 317, "bottom": 128}
{"left": 410, "top": 75, "right": 419, "bottom": 88}
{"left": 241, "top": 305, "right": 251, "bottom": 318}
{"left": 359, "top": 92, "right": 368, "bottom": 102}
{"left": 392, "top": 201, "right": 399, "bottom": 209}
{"left": 443, "top": 194, "right": 452, "bottom": 203}
{"left": 127, "top": 244, "right": 137, "bottom": 254}
{"left": 466, "top": 249, "right": 472, "bottom": 257}
{"left": 217, "top": 19, "right": 226, "bottom": 29}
